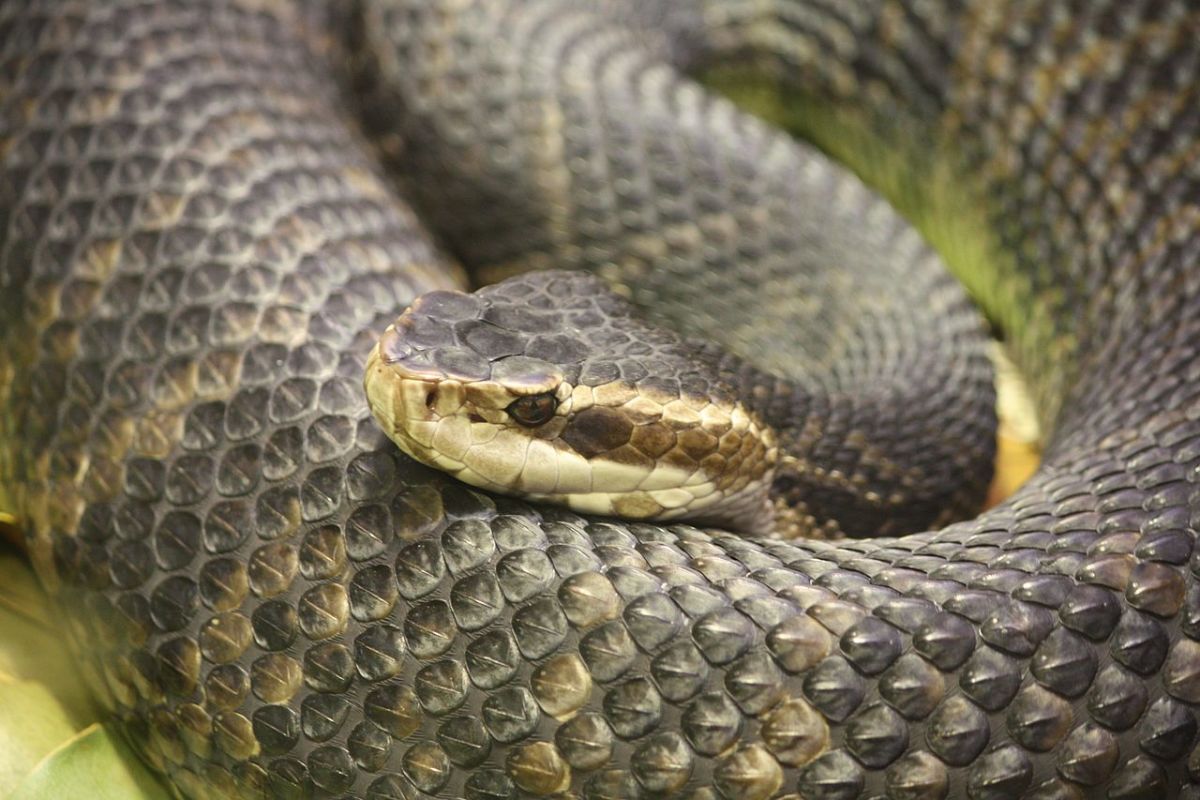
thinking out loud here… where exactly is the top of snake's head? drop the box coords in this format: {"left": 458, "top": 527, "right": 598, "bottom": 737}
{"left": 365, "top": 270, "right": 776, "bottom": 524}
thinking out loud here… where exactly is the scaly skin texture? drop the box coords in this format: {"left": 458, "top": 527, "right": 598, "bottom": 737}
{"left": 1, "top": 3, "right": 1198, "bottom": 800}
{"left": 357, "top": 0, "right": 1003, "bottom": 542}
{"left": 363, "top": 269, "right": 987, "bottom": 536}
{"left": 356, "top": 0, "right": 998, "bottom": 538}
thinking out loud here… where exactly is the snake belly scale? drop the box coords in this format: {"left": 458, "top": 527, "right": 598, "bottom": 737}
{"left": 1, "top": 1, "right": 1199, "bottom": 800}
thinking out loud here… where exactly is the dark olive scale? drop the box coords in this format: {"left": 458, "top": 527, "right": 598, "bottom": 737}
{"left": 578, "top": 620, "right": 638, "bottom": 683}
{"left": 302, "top": 695, "right": 352, "bottom": 743}
{"left": 1007, "top": 684, "right": 1075, "bottom": 752}
{"left": 2, "top": 0, "right": 1200, "bottom": 799}
{"left": 413, "top": 659, "right": 469, "bottom": 715}
{"left": 448, "top": 570, "right": 505, "bottom": 631}
{"left": 435, "top": 716, "right": 492, "bottom": 769}
{"left": 960, "top": 646, "right": 1024, "bottom": 712}
{"left": 482, "top": 687, "right": 541, "bottom": 744}
{"left": 510, "top": 597, "right": 570, "bottom": 659}
{"left": 556, "top": 712, "right": 615, "bottom": 771}
{"left": 803, "top": 656, "right": 868, "bottom": 723}
{"left": 879, "top": 654, "right": 945, "bottom": 721}
{"left": 352, "top": 624, "right": 406, "bottom": 682}
{"left": 796, "top": 749, "right": 866, "bottom": 800}
{"left": 302, "top": 643, "right": 356, "bottom": 694}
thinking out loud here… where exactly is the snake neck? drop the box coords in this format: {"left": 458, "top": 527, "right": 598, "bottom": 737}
{"left": 691, "top": 341, "right": 994, "bottom": 539}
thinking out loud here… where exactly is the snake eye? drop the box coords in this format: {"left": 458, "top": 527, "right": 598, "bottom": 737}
{"left": 507, "top": 393, "right": 558, "bottom": 427}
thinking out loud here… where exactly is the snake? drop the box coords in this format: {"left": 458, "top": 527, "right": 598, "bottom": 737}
{"left": 1, "top": 1, "right": 1198, "bottom": 799}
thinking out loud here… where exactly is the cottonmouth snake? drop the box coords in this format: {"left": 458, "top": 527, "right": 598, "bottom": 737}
{"left": 1, "top": 1, "right": 1198, "bottom": 799}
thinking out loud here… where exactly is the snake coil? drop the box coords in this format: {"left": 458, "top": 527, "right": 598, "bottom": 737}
{"left": 1, "top": 1, "right": 1198, "bottom": 799}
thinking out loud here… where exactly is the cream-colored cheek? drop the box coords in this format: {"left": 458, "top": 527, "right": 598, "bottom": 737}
{"left": 431, "top": 380, "right": 466, "bottom": 416}
{"left": 612, "top": 492, "right": 665, "bottom": 518}
{"left": 428, "top": 451, "right": 466, "bottom": 473}
{"left": 566, "top": 384, "right": 594, "bottom": 414}
{"left": 399, "top": 378, "right": 434, "bottom": 414}
{"left": 404, "top": 418, "right": 438, "bottom": 449}
{"left": 364, "top": 369, "right": 393, "bottom": 430}
{"left": 547, "top": 492, "right": 615, "bottom": 517}
{"left": 553, "top": 449, "right": 596, "bottom": 493}
{"left": 591, "top": 458, "right": 658, "bottom": 493}
{"left": 623, "top": 396, "right": 665, "bottom": 424}
{"left": 517, "top": 441, "right": 561, "bottom": 492}
{"left": 462, "top": 428, "right": 531, "bottom": 486}
{"left": 637, "top": 462, "right": 696, "bottom": 492}
{"left": 649, "top": 487, "right": 695, "bottom": 510}
{"left": 471, "top": 422, "right": 501, "bottom": 446}
{"left": 454, "top": 465, "right": 505, "bottom": 493}
{"left": 662, "top": 400, "right": 701, "bottom": 427}
{"left": 432, "top": 415, "right": 473, "bottom": 462}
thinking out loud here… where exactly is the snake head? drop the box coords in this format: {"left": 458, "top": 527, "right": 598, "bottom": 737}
{"left": 365, "top": 270, "right": 777, "bottom": 525}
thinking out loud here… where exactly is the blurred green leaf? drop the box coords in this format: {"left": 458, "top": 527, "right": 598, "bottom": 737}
{"left": 0, "top": 551, "right": 96, "bottom": 729}
{"left": 0, "top": 544, "right": 168, "bottom": 800}
{"left": 0, "top": 681, "right": 79, "bottom": 797}
{"left": 8, "top": 723, "right": 172, "bottom": 800}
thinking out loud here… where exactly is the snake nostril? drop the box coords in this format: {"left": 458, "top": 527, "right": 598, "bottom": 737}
{"left": 425, "top": 390, "right": 437, "bottom": 409}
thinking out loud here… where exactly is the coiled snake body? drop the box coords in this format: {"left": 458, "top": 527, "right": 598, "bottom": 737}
{"left": 1, "top": 1, "right": 1198, "bottom": 799}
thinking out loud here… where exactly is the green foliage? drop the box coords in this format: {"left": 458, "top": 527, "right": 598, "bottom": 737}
{"left": 0, "top": 546, "right": 169, "bottom": 800}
